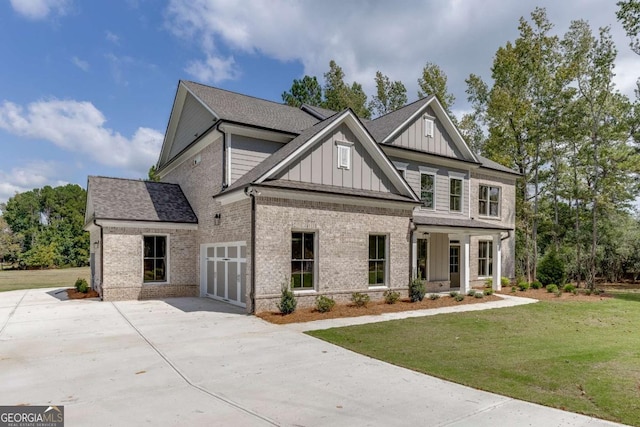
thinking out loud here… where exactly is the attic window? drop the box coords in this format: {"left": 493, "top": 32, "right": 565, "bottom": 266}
{"left": 336, "top": 141, "right": 353, "bottom": 170}
{"left": 424, "top": 116, "right": 435, "bottom": 138}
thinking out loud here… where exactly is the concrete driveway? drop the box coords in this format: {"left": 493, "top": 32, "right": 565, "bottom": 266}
{"left": 0, "top": 289, "right": 624, "bottom": 426}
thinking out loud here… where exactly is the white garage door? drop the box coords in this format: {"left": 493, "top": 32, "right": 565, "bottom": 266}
{"left": 201, "top": 242, "right": 247, "bottom": 307}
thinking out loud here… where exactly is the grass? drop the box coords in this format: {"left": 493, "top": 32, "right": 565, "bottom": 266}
{"left": 309, "top": 297, "right": 640, "bottom": 425}
{"left": 0, "top": 267, "right": 90, "bottom": 292}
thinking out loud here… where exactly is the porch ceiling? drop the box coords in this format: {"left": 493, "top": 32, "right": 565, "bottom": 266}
{"left": 413, "top": 216, "right": 512, "bottom": 236}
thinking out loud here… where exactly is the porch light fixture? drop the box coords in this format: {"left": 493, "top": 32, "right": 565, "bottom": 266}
{"left": 93, "top": 241, "right": 99, "bottom": 249}
{"left": 214, "top": 213, "right": 221, "bottom": 226}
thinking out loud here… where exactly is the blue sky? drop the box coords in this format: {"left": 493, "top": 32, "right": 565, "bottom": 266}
{"left": 0, "top": 0, "right": 638, "bottom": 205}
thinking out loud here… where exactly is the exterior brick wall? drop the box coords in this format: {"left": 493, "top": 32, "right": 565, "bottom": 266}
{"left": 253, "top": 197, "right": 413, "bottom": 312}
{"left": 101, "top": 226, "right": 197, "bottom": 301}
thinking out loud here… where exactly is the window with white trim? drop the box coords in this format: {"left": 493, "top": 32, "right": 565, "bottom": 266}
{"left": 368, "top": 235, "right": 386, "bottom": 286}
{"left": 479, "top": 185, "right": 500, "bottom": 217}
{"left": 336, "top": 142, "right": 351, "bottom": 170}
{"left": 478, "top": 241, "right": 493, "bottom": 277}
{"left": 449, "top": 178, "right": 463, "bottom": 212}
{"left": 291, "top": 232, "right": 315, "bottom": 289}
{"left": 143, "top": 235, "right": 167, "bottom": 282}
{"left": 420, "top": 173, "right": 435, "bottom": 209}
{"left": 424, "top": 117, "right": 434, "bottom": 137}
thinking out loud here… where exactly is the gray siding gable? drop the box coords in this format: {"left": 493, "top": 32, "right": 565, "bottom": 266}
{"left": 274, "top": 122, "right": 396, "bottom": 194}
{"left": 168, "top": 92, "right": 216, "bottom": 159}
{"left": 230, "top": 135, "right": 283, "bottom": 185}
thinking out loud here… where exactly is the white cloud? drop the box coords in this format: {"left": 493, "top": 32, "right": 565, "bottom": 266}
{"left": 165, "top": 0, "right": 639, "bottom": 109}
{"left": 9, "top": 0, "right": 70, "bottom": 20}
{"left": 71, "top": 56, "right": 89, "bottom": 72}
{"left": 0, "top": 161, "right": 67, "bottom": 205}
{"left": 0, "top": 99, "right": 163, "bottom": 176}
{"left": 106, "top": 31, "right": 120, "bottom": 44}
{"left": 185, "top": 55, "right": 240, "bottom": 84}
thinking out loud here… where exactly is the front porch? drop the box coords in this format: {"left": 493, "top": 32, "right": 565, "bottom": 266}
{"left": 411, "top": 217, "right": 513, "bottom": 294}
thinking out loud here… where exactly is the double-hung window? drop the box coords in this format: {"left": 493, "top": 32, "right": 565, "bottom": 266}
{"left": 449, "top": 177, "right": 463, "bottom": 212}
{"left": 291, "top": 232, "right": 315, "bottom": 289}
{"left": 368, "top": 235, "right": 387, "bottom": 286}
{"left": 479, "top": 185, "right": 500, "bottom": 217}
{"left": 420, "top": 174, "right": 435, "bottom": 209}
{"left": 143, "top": 235, "right": 167, "bottom": 282}
{"left": 478, "top": 241, "right": 493, "bottom": 277}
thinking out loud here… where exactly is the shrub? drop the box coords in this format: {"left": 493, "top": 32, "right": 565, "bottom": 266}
{"left": 572, "top": 288, "right": 579, "bottom": 295}
{"left": 563, "top": 284, "right": 576, "bottom": 293}
{"left": 449, "top": 291, "right": 459, "bottom": 298}
{"left": 383, "top": 290, "right": 400, "bottom": 304}
{"left": 484, "top": 278, "right": 493, "bottom": 288}
{"left": 454, "top": 294, "right": 465, "bottom": 302}
{"left": 429, "top": 293, "right": 441, "bottom": 300}
{"left": 483, "top": 288, "right": 493, "bottom": 296}
{"left": 467, "top": 289, "right": 477, "bottom": 296}
{"left": 277, "top": 284, "right": 297, "bottom": 314}
{"left": 474, "top": 292, "right": 484, "bottom": 298}
{"left": 501, "top": 277, "right": 510, "bottom": 287}
{"left": 593, "top": 288, "right": 603, "bottom": 296}
{"left": 409, "top": 278, "right": 426, "bottom": 302}
{"left": 531, "top": 281, "right": 542, "bottom": 289}
{"left": 537, "top": 249, "right": 567, "bottom": 286}
{"left": 511, "top": 286, "right": 517, "bottom": 293}
{"left": 315, "top": 295, "right": 335, "bottom": 313}
{"left": 351, "top": 292, "right": 370, "bottom": 307}
{"left": 518, "top": 281, "right": 530, "bottom": 291}
{"left": 554, "top": 290, "right": 562, "bottom": 297}
{"left": 75, "top": 278, "right": 89, "bottom": 293}
{"left": 546, "top": 284, "right": 558, "bottom": 293}
{"left": 584, "top": 289, "right": 592, "bottom": 296}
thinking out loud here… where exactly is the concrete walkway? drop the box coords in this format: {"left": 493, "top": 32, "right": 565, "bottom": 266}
{"left": 0, "top": 288, "right": 626, "bottom": 426}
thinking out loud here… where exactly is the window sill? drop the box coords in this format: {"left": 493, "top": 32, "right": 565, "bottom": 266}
{"left": 368, "top": 285, "right": 388, "bottom": 290}
{"left": 293, "top": 289, "right": 317, "bottom": 295}
{"left": 478, "top": 215, "right": 501, "bottom": 220}
{"left": 448, "top": 211, "right": 465, "bottom": 215}
{"left": 143, "top": 281, "right": 169, "bottom": 285}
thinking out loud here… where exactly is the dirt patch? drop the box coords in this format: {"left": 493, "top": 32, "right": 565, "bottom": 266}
{"left": 66, "top": 288, "right": 100, "bottom": 299}
{"left": 498, "top": 286, "right": 612, "bottom": 302}
{"left": 258, "top": 294, "right": 503, "bottom": 324}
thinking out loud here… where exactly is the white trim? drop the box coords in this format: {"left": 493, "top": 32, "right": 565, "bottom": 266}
{"left": 418, "top": 165, "right": 439, "bottom": 174}
{"left": 448, "top": 170, "right": 466, "bottom": 179}
{"left": 393, "top": 161, "right": 409, "bottom": 171}
{"left": 424, "top": 116, "right": 435, "bottom": 138}
{"left": 478, "top": 184, "right": 502, "bottom": 219}
{"left": 142, "top": 234, "right": 170, "bottom": 285}
{"left": 336, "top": 141, "right": 352, "bottom": 170}
{"left": 157, "top": 129, "right": 221, "bottom": 179}
{"left": 367, "top": 233, "right": 389, "bottom": 287}
{"left": 413, "top": 233, "right": 430, "bottom": 281}
{"left": 477, "top": 240, "right": 493, "bottom": 278}
{"left": 226, "top": 131, "right": 232, "bottom": 185}
{"left": 215, "top": 189, "right": 249, "bottom": 206}
{"left": 96, "top": 220, "right": 197, "bottom": 230}
{"left": 291, "top": 230, "right": 318, "bottom": 291}
{"left": 218, "top": 123, "right": 294, "bottom": 143}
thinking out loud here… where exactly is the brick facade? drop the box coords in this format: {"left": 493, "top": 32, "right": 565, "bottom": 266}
{"left": 253, "top": 197, "right": 413, "bottom": 312}
{"left": 100, "top": 226, "right": 197, "bottom": 301}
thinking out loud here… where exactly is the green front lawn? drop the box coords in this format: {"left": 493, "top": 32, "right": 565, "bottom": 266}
{"left": 309, "top": 297, "right": 640, "bottom": 425}
{"left": 0, "top": 267, "right": 90, "bottom": 292}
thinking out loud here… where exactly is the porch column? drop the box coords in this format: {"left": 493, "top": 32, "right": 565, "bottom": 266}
{"left": 461, "top": 235, "right": 470, "bottom": 293}
{"left": 492, "top": 234, "right": 502, "bottom": 291}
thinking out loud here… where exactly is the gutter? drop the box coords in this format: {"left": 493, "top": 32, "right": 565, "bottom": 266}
{"left": 245, "top": 187, "right": 258, "bottom": 313}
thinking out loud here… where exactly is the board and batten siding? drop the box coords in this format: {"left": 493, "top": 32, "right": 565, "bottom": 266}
{"left": 388, "top": 106, "right": 463, "bottom": 159}
{"left": 276, "top": 123, "right": 396, "bottom": 193}
{"left": 390, "top": 157, "right": 469, "bottom": 218}
{"left": 230, "top": 135, "right": 283, "bottom": 184}
{"left": 169, "top": 93, "right": 216, "bottom": 159}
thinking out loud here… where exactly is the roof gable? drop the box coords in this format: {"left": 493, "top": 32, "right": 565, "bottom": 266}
{"left": 225, "top": 110, "right": 418, "bottom": 201}
{"left": 366, "top": 96, "right": 478, "bottom": 163}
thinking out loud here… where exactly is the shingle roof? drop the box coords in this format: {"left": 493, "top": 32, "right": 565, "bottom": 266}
{"left": 88, "top": 176, "right": 197, "bottom": 223}
{"left": 257, "top": 180, "right": 417, "bottom": 203}
{"left": 477, "top": 155, "right": 520, "bottom": 176}
{"left": 223, "top": 110, "right": 346, "bottom": 194}
{"left": 300, "top": 104, "right": 338, "bottom": 120}
{"left": 182, "top": 80, "right": 320, "bottom": 134}
{"left": 413, "top": 215, "right": 512, "bottom": 230}
{"left": 365, "top": 96, "right": 433, "bottom": 142}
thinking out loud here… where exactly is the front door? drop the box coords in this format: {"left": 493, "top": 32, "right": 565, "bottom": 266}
{"left": 450, "top": 245, "right": 460, "bottom": 287}
{"left": 417, "top": 238, "right": 428, "bottom": 280}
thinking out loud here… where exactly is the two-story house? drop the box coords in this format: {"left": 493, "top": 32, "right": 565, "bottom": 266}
{"left": 85, "top": 80, "right": 517, "bottom": 312}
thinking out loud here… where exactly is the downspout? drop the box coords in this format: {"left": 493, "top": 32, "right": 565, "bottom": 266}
{"left": 245, "top": 187, "right": 257, "bottom": 313}
{"left": 501, "top": 230, "right": 511, "bottom": 241}
{"left": 93, "top": 218, "right": 104, "bottom": 300}
{"left": 409, "top": 219, "right": 416, "bottom": 282}
{"left": 220, "top": 127, "right": 228, "bottom": 190}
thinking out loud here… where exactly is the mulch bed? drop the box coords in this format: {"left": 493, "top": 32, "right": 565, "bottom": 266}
{"left": 497, "top": 286, "right": 612, "bottom": 302}
{"left": 258, "top": 294, "right": 503, "bottom": 324}
{"left": 66, "top": 288, "right": 100, "bottom": 299}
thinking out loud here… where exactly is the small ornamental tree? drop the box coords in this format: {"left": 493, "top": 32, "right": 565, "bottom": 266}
{"left": 537, "top": 249, "right": 567, "bottom": 286}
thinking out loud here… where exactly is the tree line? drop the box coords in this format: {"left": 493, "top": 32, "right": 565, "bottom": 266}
{"left": 283, "top": 4, "right": 640, "bottom": 287}
{"left": 0, "top": 184, "right": 89, "bottom": 269}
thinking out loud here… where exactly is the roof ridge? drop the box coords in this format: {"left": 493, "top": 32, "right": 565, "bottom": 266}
{"left": 88, "top": 175, "right": 181, "bottom": 187}
{"left": 370, "top": 94, "right": 434, "bottom": 122}
{"left": 182, "top": 80, "right": 309, "bottom": 113}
